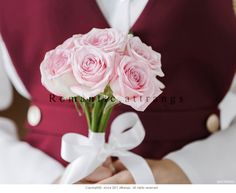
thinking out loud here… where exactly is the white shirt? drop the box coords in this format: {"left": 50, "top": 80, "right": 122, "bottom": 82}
{"left": 0, "top": 0, "right": 236, "bottom": 184}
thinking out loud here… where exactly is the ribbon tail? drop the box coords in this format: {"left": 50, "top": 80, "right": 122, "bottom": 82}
{"left": 60, "top": 154, "right": 102, "bottom": 184}
{"left": 119, "top": 152, "right": 156, "bottom": 184}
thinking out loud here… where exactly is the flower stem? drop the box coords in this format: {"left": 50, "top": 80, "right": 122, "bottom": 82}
{"left": 91, "top": 96, "right": 103, "bottom": 132}
{"left": 78, "top": 97, "right": 91, "bottom": 129}
{"left": 72, "top": 97, "right": 82, "bottom": 116}
{"left": 98, "top": 105, "right": 113, "bottom": 133}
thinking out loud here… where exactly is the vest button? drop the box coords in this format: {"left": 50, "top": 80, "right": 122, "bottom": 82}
{"left": 206, "top": 114, "right": 220, "bottom": 133}
{"left": 27, "top": 105, "right": 41, "bottom": 126}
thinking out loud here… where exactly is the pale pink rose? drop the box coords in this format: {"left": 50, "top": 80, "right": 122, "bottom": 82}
{"left": 110, "top": 56, "right": 164, "bottom": 111}
{"left": 40, "top": 48, "right": 78, "bottom": 98}
{"left": 57, "top": 34, "right": 82, "bottom": 50}
{"left": 71, "top": 46, "right": 114, "bottom": 99}
{"left": 127, "top": 36, "right": 164, "bottom": 77}
{"left": 74, "top": 28, "right": 127, "bottom": 53}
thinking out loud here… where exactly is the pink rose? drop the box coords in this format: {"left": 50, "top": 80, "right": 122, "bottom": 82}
{"left": 75, "top": 28, "right": 127, "bottom": 53}
{"left": 57, "top": 34, "right": 82, "bottom": 50}
{"left": 110, "top": 56, "right": 164, "bottom": 111}
{"left": 127, "top": 36, "right": 164, "bottom": 77}
{"left": 40, "top": 48, "right": 78, "bottom": 98}
{"left": 71, "top": 46, "right": 114, "bottom": 99}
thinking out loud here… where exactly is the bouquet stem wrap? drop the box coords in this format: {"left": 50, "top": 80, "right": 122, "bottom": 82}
{"left": 60, "top": 112, "right": 156, "bottom": 184}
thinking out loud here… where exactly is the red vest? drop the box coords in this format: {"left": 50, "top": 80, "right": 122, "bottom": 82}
{"left": 1, "top": 0, "right": 236, "bottom": 166}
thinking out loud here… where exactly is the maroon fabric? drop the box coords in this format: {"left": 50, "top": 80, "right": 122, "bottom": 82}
{"left": 0, "top": 0, "right": 236, "bottom": 165}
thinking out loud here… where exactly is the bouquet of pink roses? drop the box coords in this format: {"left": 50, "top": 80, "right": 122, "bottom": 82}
{"left": 40, "top": 28, "right": 164, "bottom": 184}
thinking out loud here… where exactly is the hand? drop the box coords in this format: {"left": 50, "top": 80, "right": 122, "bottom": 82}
{"left": 97, "top": 159, "right": 191, "bottom": 184}
{"left": 78, "top": 157, "right": 115, "bottom": 184}
{"left": 54, "top": 158, "right": 115, "bottom": 184}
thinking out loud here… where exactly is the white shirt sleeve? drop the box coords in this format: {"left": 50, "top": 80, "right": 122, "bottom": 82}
{"left": 165, "top": 75, "right": 236, "bottom": 183}
{"left": 0, "top": 35, "right": 31, "bottom": 100}
{"left": 0, "top": 117, "right": 64, "bottom": 183}
{"left": 0, "top": 37, "right": 13, "bottom": 110}
{"left": 0, "top": 35, "right": 64, "bottom": 183}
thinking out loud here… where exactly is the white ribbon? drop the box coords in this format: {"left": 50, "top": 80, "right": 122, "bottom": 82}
{"left": 60, "top": 112, "right": 156, "bottom": 184}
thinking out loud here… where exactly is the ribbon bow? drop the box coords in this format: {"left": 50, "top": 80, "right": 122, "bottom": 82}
{"left": 60, "top": 112, "right": 155, "bottom": 184}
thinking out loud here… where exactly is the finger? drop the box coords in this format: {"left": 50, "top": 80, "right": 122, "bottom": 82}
{"left": 84, "top": 166, "right": 112, "bottom": 182}
{"left": 103, "top": 157, "right": 112, "bottom": 167}
{"left": 75, "top": 180, "right": 93, "bottom": 184}
{"left": 103, "top": 157, "right": 116, "bottom": 174}
{"left": 112, "top": 160, "right": 126, "bottom": 172}
{"left": 102, "top": 157, "right": 116, "bottom": 174}
{"left": 97, "top": 170, "right": 135, "bottom": 184}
